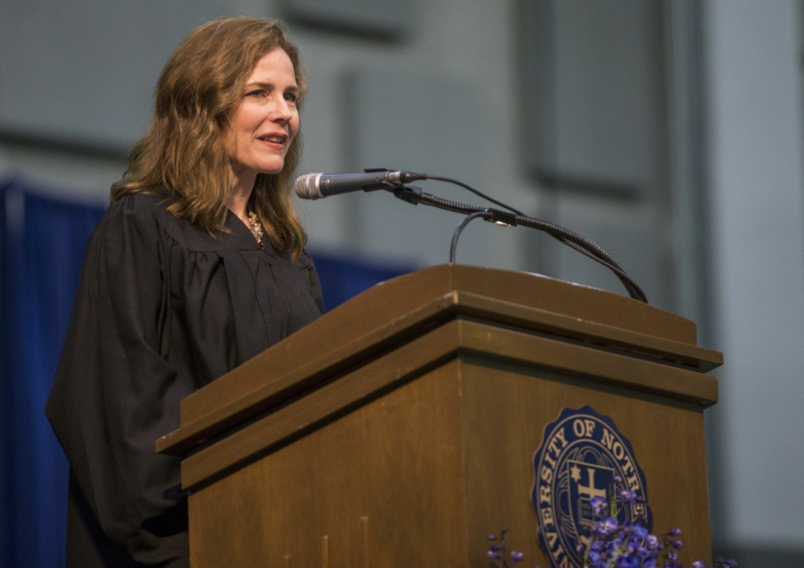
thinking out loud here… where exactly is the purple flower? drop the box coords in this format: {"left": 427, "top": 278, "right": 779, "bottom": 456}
{"left": 590, "top": 496, "right": 608, "bottom": 516}
{"left": 631, "top": 524, "right": 648, "bottom": 540}
{"left": 510, "top": 550, "right": 524, "bottom": 563}
{"left": 633, "top": 544, "right": 652, "bottom": 560}
{"left": 533, "top": 478, "right": 730, "bottom": 568}
{"left": 644, "top": 534, "right": 660, "bottom": 549}
{"left": 487, "top": 550, "right": 501, "bottom": 560}
{"left": 596, "top": 517, "right": 619, "bottom": 536}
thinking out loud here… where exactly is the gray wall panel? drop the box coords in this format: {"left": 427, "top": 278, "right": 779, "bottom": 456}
{"left": 0, "top": 0, "right": 234, "bottom": 147}
{"left": 282, "top": 0, "right": 412, "bottom": 37}
{"left": 342, "top": 68, "right": 489, "bottom": 267}
{"left": 523, "top": 0, "right": 666, "bottom": 195}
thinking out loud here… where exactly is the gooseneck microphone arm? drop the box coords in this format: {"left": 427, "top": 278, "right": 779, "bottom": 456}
{"left": 294, "top": 169, "right": 648, "bottom": 303}
{"left": 392, "top": 184, "right": 647, "bottom": 303}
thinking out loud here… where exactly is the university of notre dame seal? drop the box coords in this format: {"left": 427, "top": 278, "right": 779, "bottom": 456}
{"left": 531, "top": 406, "right": 651, "bottom": 568}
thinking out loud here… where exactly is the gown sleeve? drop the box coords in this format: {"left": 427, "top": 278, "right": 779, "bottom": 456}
{"left": 46, "top": 193, "right": 190, "bottom": 563}
{"left": 299, "top": 249, "right": 326, "bottom": 314}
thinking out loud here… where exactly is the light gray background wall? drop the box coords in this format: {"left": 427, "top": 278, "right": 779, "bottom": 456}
{"left": 703, "top": 0, "right": 804, "bottom": 562}
{"left": 2, "top": 0, "right": 803, "bottom": 562}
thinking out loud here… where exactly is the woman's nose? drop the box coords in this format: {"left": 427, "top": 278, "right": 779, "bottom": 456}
{"left": 270, "top": 98, "right": 293, "bottom": 123}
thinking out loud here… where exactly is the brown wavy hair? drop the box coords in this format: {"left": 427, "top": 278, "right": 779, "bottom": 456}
{"left": 111, "top": 17, "right": 308, "bottom": 259}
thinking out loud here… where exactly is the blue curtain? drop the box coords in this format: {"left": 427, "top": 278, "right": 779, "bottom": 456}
{"left": 0, "top": 181, "right": 105, "bottom": 568}
{"left": 0, "top": 180, "right": 413, "bottom": 568}
{"left": 312, "top": 251, "right": 416, "bottom": 309}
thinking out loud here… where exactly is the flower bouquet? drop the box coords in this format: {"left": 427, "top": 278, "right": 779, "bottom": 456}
{"left": 486, "top": 479, "right": 736, "bottom": 568}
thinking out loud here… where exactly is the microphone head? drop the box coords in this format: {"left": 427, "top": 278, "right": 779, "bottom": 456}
{"left": 294, "top": 173, "right": 324, "bottom": 200}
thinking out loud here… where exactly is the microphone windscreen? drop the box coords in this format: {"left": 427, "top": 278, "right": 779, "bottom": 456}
{"left": 294, "top": 173, "right": 322, "bottom": 199}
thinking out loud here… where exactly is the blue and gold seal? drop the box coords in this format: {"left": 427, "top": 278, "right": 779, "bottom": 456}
{"left": 531, "top": 406, "right": 651, "bottom": 568}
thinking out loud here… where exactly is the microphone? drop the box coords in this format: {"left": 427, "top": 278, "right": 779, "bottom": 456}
{"left": 295, "top": 170, "right": 426, "bottom": 200}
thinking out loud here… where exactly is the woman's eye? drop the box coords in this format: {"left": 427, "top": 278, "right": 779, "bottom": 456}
{"left": 246, "top": 90, "right": 266, "bottom": 98}
{"left": 284, "top": 92, "right": 298, "bottom": 103}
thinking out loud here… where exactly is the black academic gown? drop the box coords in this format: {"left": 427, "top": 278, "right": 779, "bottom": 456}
{"left": 45, "top": 188, "right": 324, "bottom": 567}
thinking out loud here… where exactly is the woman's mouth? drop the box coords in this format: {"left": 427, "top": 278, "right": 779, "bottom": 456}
{"left": 258, "top": 134, "right": 287, "bottom": 148}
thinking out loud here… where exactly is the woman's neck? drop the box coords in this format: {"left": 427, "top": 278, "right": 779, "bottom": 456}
{"left": 228, "top": 190, "right": 252, "bottom": 225}
{"left": 228, "top": 173, "right": 255, "bottom": 225}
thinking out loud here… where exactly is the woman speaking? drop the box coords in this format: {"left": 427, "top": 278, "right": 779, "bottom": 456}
{"left": 46, "top": 17, "right": 323, "bottom": 567}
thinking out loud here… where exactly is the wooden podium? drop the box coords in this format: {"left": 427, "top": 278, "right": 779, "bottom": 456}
{"left": 157, "top": 265, "right": 722, "bottom": 567}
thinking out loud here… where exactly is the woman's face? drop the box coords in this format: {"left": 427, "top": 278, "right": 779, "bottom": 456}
{"left": 224, "top": 48, "right": 300, "bottom": 189}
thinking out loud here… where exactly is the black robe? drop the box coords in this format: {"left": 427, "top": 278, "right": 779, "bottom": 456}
{"left": 45, "top": 188, "right": 324, "bottom": 567}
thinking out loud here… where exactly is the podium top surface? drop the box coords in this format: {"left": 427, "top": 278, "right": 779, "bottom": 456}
{"left": 157, "top": 265, "right": 722, "bottom": 457}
